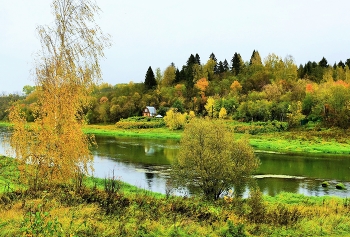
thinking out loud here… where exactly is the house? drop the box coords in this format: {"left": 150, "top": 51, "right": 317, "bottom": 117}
{"left": 143, "top": 106, "right": 157, "bottom": 117}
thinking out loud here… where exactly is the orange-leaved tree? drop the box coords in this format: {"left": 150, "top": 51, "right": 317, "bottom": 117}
{"left": 9, "top": 0, "right": 111, "bottom": 191}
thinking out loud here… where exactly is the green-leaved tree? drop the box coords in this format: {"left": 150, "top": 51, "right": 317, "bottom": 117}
{"left": 171, "top": 118, "right": 260, "bottom": 200}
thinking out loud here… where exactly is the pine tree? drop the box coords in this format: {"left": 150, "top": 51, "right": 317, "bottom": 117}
{"left": 174, "top": 68, "right": 181, "bottom": 83}
{"left": 346, "top": 59, "right": 350, "bottom": 68}
{"left": 319, "top": 57, "right": 328, "bottom": 68}
{"left": 195, "top": 53, "right": 201, "bottom": 65}
{"left": 223, "top": 59, "right": 230, "bottom": 72}
{"left": 338, "top": 60, "right": 345, "bottom": 69}
{"left": 184, "top": 54, "right": 197, "bottom": 87}
{"left": 231, "top": 52, "right": 243, "bottom": 75}
{"left": 144, "top": 66, "right": 157, "bottom": 90}
{"left": 298, "top": 64, "right": 305, "bottom": 78}
{"left": 217, "top": 61, "right": 225, "bottom": 74}
{"left": 209, "top": 53, "right": 218, "bottom": 74}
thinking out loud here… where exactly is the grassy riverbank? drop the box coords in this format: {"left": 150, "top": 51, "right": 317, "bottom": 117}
{"left": 83, "top": 123, "right": 350, "bottom": 155}
{"left": 2, "top": 121, "right": 350, "bottom": 155}
{"left": 1, "top": 155, "right": 350, "bottom": 236}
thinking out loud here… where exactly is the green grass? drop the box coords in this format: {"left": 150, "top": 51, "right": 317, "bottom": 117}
{"left": 0, "top": 121, "right": 11, "bottom": 127}
{"left": 83, "top": 124, "right": 182, "bottom": 139}
{"left": 0, "top": 156, "right": 22, "bottom": 193}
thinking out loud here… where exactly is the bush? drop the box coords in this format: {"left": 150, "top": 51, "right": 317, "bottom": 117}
{"left": 163, "top": 109, "right": 187, "bottom": 130}
{"left": 116, "top": 116, "right": 165, "bottom": 129}
{"left": 336, "top": 183, "right": 346, "bottom": 190}
{"left": 220, "top": 220, "right": 247, "bottom": 237}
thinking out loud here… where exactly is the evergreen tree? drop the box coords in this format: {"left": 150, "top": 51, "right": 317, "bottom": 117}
{"left": 195, "top": 53, "right": 201, "bottom": 65}
{"left": 346, "top": 58, "right": 350, "bottom": 68}
{"left": 223, "top": 59, "right": 230, "bottom": 72}
{"left": 174, "top": 68, "right": 181, "bottom": 83}
{"left": 217, "top": 61, "right": 225, "bottom": 74}
{"left": 144, "top": 66, "right": 157, "bottom": 90}
{"left": 319, "top": 57, "right": 328, "bottom": 68}
{"left": 338, "top": 60, "right": 345, "bottom": 68}
{"left": 184, "top": 54, "right": 197, "bottom": 87}
{"left": 249, "top": 50, "right": 262, "bottom": 65}
{"left": 231, "top": 52, "right": 243, "bottom": 75}
{"left": 298, "top": 64, "right": 305, "bottom": 78}
{"left": 209, "top": 52, "right": 218, "bottom": 74}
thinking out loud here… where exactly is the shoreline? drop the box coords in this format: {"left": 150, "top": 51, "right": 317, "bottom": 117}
{"left": 83, "top": 124, "right": 350, "bottom": 156}
{"left": 1, "top": 122, "right": 349, "bottom": 156}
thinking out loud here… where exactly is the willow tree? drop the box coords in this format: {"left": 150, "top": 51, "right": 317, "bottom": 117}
{"left": 9, "top": 0, "right": 110, "bottom": 190}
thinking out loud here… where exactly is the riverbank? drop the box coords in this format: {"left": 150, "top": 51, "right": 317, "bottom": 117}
{"left": 1, "top": 155, "right": 350, "bottom": 237}
{"left": 1, "top": 122, "right": 349, "bottom": 155}
{"left": 83, "top": 124, "right": 350, "bottom": 155}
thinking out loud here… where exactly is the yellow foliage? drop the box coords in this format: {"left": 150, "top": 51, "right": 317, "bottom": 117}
{"left": 230, "top": 80, "right": 242, "bottom": 94}
{"left": 219, "top": 107, "right": 227, "bottom": 119}
{"left": 195, "top": 77, "right": 209, "bottom": 92}
{"left": 189, "top": 110, "right": 196, "bottom": 119}
{"left": 8, "top": 0, "right": 110, "bottom": 190}
{"left": 204, "top": 97, "right": 215, "bottom": 117}
{"left": 163, "top": 108, "right": 187, "bottom": 130}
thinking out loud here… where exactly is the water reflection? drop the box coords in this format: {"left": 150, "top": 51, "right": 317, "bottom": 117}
{"left": 1, "top": 127, "right": 350, "bottom": 198}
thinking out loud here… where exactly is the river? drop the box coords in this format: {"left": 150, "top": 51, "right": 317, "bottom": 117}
{"left": 1, "top": 127, "right": 350, "bottom": 197}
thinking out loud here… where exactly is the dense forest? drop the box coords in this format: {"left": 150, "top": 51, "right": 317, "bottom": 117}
{"left": 1, "top": 50, "right": 350, "bottom": 128}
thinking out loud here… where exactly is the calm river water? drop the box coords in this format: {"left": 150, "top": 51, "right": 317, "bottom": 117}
{"left": 1, "top": 127, "right": 350, "bottom": 197}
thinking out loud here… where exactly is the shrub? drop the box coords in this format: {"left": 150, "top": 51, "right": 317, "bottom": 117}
{"left": 336, "top": 183, "right": 346, "bottom": 190}
{"left": 163, "top": 109, "right": 187, "bottom": 130}
{"left": 116, "top": 116, "right": 165, "bottom": 129}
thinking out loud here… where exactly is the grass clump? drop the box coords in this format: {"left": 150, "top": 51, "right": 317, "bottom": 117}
{"left": 336, "top": 183, "right": 346, "bottom": 190}
{"left": 322, "top": 181, "right": 330, "bottom": 187}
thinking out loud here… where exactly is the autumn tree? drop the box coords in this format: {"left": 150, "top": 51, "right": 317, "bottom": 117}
{"left": 287, "top": 101, "right": 305, "bottom": 127}
{"left": 163, "top": 108, "right": 187, "bottom": 130}
{"left": 195, "top": 78, "right": 209, "bottom": 93}
{"left": 155, "top": 67, "right": 163, "bottom": 86}
{"left": 171, "top": 118, "right": 259, "bottom": 200}
{"left": 9, "top": 0, "right": 110, "bottom": 190}
{"left": 204, "top": 97, "right": 216, "bottom": 117}
{"left": 230, "top": 80, "right": 242, "bottom": 95}
{"left": 249, "top": 50, "right": 262, "bottom": 65}
{"left": 161, "top": 64, "right": 176, "bottom": 87}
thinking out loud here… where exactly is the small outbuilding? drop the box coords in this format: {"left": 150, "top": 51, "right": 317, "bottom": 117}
{"left": 143, "top": 106, "right": 157, "bottom": 117}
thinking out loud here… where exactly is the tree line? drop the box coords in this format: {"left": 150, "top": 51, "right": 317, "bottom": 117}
{"left": 2, "top": 50, "right": 350, "bottom": 128}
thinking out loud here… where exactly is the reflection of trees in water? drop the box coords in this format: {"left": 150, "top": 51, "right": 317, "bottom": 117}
{"left": 145, "top": 172, "right": 154, "bottom": 189}
{"left": 163, "top": 148, "right": 178, "bottom": 163}
{"left": 259, "top": 153, "right": 350, "bottom": 181}
{"left": 257, "top": 178, "right": 300, "bottom": 196}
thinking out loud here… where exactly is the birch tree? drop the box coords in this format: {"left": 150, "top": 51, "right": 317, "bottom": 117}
{"left": 9, "top": 0, "right": 111, "bottom": 190}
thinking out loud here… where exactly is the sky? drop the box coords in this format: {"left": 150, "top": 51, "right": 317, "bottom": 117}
{"left": 1, "top": 0, "right": 350, "bottom": 94}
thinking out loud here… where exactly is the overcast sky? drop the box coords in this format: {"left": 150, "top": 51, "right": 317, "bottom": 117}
{"left": 1, "top": 0, "right": 350, "bottom": 94}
